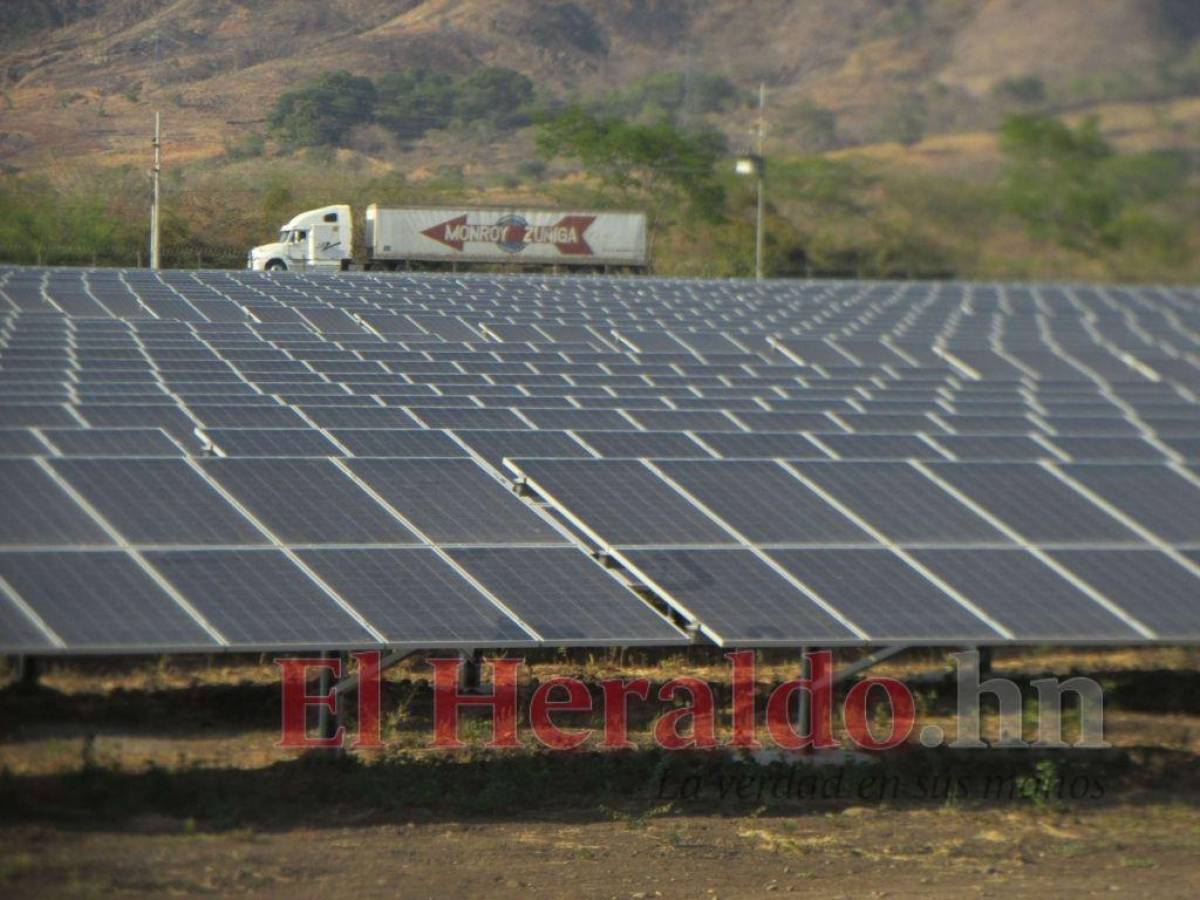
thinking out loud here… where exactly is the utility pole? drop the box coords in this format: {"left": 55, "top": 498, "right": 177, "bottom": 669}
{"left": 150, "top": 112, "right": 161, "bottom": 270}
{"left": 755, "top": 82, "right": 766, "bottom": 282}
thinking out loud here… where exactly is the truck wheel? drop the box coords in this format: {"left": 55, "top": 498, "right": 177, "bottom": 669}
{"left": 265, "top": 260, "right": 286, "bottom": 272}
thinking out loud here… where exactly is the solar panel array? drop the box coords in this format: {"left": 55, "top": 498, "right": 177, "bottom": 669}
{"left": 2, "top": 266, "right": 1199, "bottom": 653}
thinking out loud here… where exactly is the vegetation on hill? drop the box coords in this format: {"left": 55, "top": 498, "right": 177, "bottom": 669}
{"left": 268, "top": 67, "right": 537, "bottom": 149}
{"left": 0, "top": 105, "right": 1195, "bottom": 284}
{"left": 536, "top": 106, "right": 727, "bottom": 221}
{"left": 999, "top": 114, "right": 1188, "bottom": 265}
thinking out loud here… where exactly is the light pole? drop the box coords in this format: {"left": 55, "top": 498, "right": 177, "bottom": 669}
{"left": 150, "top": 112, "right": 161, "bottom": 270}
{"left": 736, "top": 83, "right": 766, "bottom": 280}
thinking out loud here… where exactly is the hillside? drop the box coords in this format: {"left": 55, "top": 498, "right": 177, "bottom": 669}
{"left": 2, "top": 0, "right": 1200, "bottom": 172}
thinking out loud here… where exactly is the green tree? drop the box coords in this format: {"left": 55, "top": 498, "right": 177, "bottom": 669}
{"left": 999, "top": 113, "right": 1189, "bottom": 257}
{"left": 376, "top": 69, "right": 456, "bottom": 137}
{"left": 268, "top": 70, "right": 377, "bottom": 148}
{"left": 877, "top": 93, "right": 927, "bottom": 146}
{"left": 787, "top": 101, "right": 839, "bottom": 152}
{"left": 536, "top": 106, "right": 726, "bottom": 219}
{"left": 609, "top": 71, "right": 741, "bottom": 121}
{"left": 455, "top": 67, "right": 534, "bottom": 129}
{"left": 994, "top": 76, "right": 1046, "bottom": 106}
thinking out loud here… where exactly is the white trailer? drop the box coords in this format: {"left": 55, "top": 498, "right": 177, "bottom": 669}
{"left": 365, "top": 206, "right": 647, "bottom": 269}
{"left": 248, "top": 205, "right": 647, "bottom": 272}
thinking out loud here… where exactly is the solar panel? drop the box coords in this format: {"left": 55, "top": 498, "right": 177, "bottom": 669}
{"left": 0, "top": 403, "right": 79, "bottom": 428}
{"left": 452, "top": 428, "right": 591, "bottom": 470}
{"left": 330, "top": 428, "right": 468, "bottom": 458}
{"left": 929, "top": 463, "right": 1145, "bottom": 545}
{"left": 929, "top": 435, "right": 1052, "bottom": 461}
{"left": 407, "top": 407, "right": 529, "bottom": 430}
{"left": 745, "top": 414, "right": 845, "bottom": 435}
{"left": 50, "top": 458, "right": 264, "bottom": 546}
{"left": 0, "top": 551, "right": 217, "bottom": 650}
{"left": 573, "top": 430, "right": 711, "bottom": 459}
{"left": 629, "top": 410, "right": 741, "bottom": 432}
{"left": 200, "top": 458, "right": 420, "bottom": 545}
{"left": 204, "top": 427, "right": 343, "bottom": 458}
{"left": 40, "top": 427, "right": 183, "bottom": 457}
{"left": 766, "top": 549, "right": 1002, "bottom": 642}
{"left": 656, "top": 460, "right": 874, "bottom": 545}
{"left": 512, "top": 459, "right": 735, "bottom": 547}
{"left": 1160, "top": 437, "right": 1200, "bottom": 461}
{"left": 6, "top": 267, "right": 1200, "bottom": 652}
{"left": 186, "top": 404, "right": 308, "bottom": 429}
{"left": 521, "top": 409, "right": 634, "bottom": 431}
{"left": 1059, "top": 464, "right": 1200, "bottom": 543}
{"left": 1051, "top": 550, "right": 1200, "bottom": 639}
{"left": 348, "top": 458, "right": 566, "bottom": 544}
{"left": 816, "top": 433, "right": 942, "bottom": 460}
{"left": 449, "top": 547, "right": 686, "bottom": 644}
{"left": 300, "top": 406, "right": 420, "bottom": 429}
{"left": 788, "top": 462, "right": 1011, "bottom": 545}
{"left": 74, "top": 403, "right": 203, "bottom": 450}
{"left": 145, "top": 549, "right": 377, "bottom": 647}
{"left": 909, "top": 549, "right": 1140, "bottom": 641}
{"left": 0, "top": 575, "right": 60, "bottom": 650}
{"left": 616, "top": 548, "right": 859, "bottom": 645}
{"left": 0, "top": 428, "right": 46, "bottom": 456}
{"left": 697, "top": 432, "right": 827, "bottom": 460}
{"left": 297, "top": 548, "right": 533, "bottom": 645}
{"left": 0, "top": 459, "right": 113, "bottom": 546}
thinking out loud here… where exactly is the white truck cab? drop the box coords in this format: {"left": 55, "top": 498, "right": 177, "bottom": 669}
{"left": 247, "top": 204, "right": 352, "bottom": 272}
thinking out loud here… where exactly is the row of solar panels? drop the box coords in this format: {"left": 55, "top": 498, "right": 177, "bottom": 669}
{"left": 1, "top": 307, "right": 1194, "bottom": 372}
{"left": 2, "top": 403, "right": 1195, "bottom": 440}
{"left": 508, "top": 458, "right": 1200, "bottom": 645}
{"left": 0, "top": 455, "right": 684, "bottom": 652}
{"left": 1, "top": 268, "right": 1198, "bottom": 654}
{"left": 1, "top": 427, "right": 1197, "bottom": 466}
{"left": 5, "top": 268, "right": 1198, "bottom": 325}
{"left": 1, "top": 306, "right": 1187, "bottom": 378}
{"left": 2, "top": 453, "right": 1198, "bottom": 650}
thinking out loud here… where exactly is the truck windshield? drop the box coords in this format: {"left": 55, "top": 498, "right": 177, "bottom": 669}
{"left": 279, "top": 230, "right": 289, "bottom": 242}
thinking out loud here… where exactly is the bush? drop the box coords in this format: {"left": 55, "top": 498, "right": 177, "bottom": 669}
{"left": 786, "top": 101, "right": 839, "bottom": 152}
{"left": 537, "top": 106, "right": 727, "bottom": 220}
{"left": 1000, "top": 113, "right": 1191, "bottom": 259}
{"left": 875, "top": 93, "right": 927, "bottom": 146}
{"left": 376, "top": 69, "right": 456, "bottom": 137}
{"left": 269, "top": 66, "right": 536, "bottom": 148}
{"left": 268, "top": 70, "right": 377, "bottom": 148}
{"left": 994, "top": 76, "right": 1046, "bottom": 106}
{"left": 607, "top": 71, "right": 742, "bottom": 122}
{"left": 223, "top": 132, "right": 265, "bottom": 161}
{"left": 454, "top": 67, "right": 535, "bottom": 129}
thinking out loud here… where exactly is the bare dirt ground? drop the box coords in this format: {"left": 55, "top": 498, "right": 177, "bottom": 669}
{"left": 1, "top": 648, "right": 1198, "bottom": 898}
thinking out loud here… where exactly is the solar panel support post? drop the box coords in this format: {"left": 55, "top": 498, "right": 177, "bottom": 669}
{"left": 796, "top": 647, "right": 810, "bottom": 754}
{"left": 332, "top": 649, "right": 417, "bottom": 700}
{"left": 830, "top": 646, "right": 908, "bottom": 686}
{"left": 978, "top": 646, "right": 993, "bottom": 678}
{"left": 12, "top": 656, "right": 39, "bottom": 691}
{"left": 459, "top": 648, "right": 483, "bottom": 694}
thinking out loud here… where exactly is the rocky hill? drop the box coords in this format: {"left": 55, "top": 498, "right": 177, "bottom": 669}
{"left": 2, "top": 0, "right": 1199, "bottom": 173}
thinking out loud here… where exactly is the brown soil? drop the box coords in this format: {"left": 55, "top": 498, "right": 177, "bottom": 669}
{"left": 0, "top": 649, "right": 1198, "bottom": 898}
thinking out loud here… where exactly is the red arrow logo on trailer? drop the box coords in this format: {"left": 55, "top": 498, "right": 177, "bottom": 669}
{"left": 421, "top": 215, "right": 469, "bottom": 251}
{"left": 419, "top": 213, "right": 597, "bottom": 256}
{"left": 550, "top": 215, "right": 595, "bottom": 256}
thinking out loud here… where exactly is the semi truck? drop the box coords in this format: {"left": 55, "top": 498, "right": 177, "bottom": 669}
{"left": 247, "top": 204, "right": 648, "bottom": 273}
